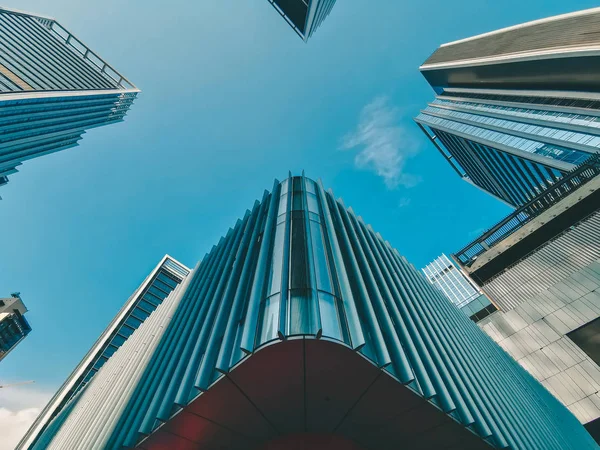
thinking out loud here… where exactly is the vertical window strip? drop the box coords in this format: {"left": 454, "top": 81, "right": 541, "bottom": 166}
{"left": 473, "top": 143, "right": 523, "bottom": 205}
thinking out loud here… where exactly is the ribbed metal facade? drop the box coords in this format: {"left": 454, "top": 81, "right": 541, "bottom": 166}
{"left": 480, "top": 211, "right": 600, "bottom": 312}
{"left": 416, "top": 8, "right": 600, "bottom": 208}
{"left": 0, "top": 7, "right": 138, "bottom": 193}
{"left": 475, "top": 214, "right": 600, "bottom": 429}
{"left": 23, "top": 175, "right": 598, "bottom": 449}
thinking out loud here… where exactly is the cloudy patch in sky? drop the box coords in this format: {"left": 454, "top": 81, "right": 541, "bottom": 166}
{"left": 0, "top": 384, "right": 52, "bottom": 450}
{"left": 342, "top": 96, "right": 421, "bottom": 189}
{"left": 397, "top": 197, "right": 412, "bottom": 208}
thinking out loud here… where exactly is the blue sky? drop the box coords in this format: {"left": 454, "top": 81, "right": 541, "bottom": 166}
{"left": 1, "top": 0, "right": 599, "bottom": 446}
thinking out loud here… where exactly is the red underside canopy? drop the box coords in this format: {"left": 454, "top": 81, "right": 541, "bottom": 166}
{"left": 138, "top": 338, "right": 489, "bottom": 450}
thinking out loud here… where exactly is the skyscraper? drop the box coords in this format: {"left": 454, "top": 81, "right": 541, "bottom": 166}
{"left": 20, "top": 175, "right": 597, "bottom": 450}
{"left": 0, "top": 7, "right": 138, "bottom": 194}
{"left": 422, "top": 254, "right": 497, "bottom": 321}
{"left": 415, "top": 7, "right": 600, "bottom": 207}
{"left": 266, "top": 0, "right": 336, "bottom": 41}
{"left": 19, "top": 256, "right": 190, "bottom": 450}
{"left": 453, "top": 155, "right": 600, "bottom": 442}
{"left": 0, "top": 293, "right": 31, "bottom": 362}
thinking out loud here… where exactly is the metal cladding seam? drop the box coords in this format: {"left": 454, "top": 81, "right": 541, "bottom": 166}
{"left": 31, "top": 175, "right": 599, "bottom": 450}
{"left": 483, "top": 211, "right": 600, "bottom": 310}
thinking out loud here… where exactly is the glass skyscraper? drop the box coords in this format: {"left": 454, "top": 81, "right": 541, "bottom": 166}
{"left": 0, "top": 7, "right": 138, "bottom": 194}
{"left": 19, "top": 175, "right": 597, "bottom": 450}
{"left": 422, "top": 254, "right": 497, "bottom": 321}
{"left": 415, "top": 7, "right": 600, "bottom": 207}
{"left": 266, "top": 0, "right": 336, "bottom": 41}
{"left": 0, "top": 293, "right": 31, "bottom": 362}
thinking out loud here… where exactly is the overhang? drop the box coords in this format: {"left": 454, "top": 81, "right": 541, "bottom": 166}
{"left": 137, "top": 339, "right": 490, "bottom": 450}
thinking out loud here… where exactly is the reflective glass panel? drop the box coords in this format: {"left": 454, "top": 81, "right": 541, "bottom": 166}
{"left": 267, "top": 223, "right": 286, "bottom": 296}
{"left": 318, "top": 292, "right": 342, "bottom": 340}
{"left": 310, "top": 220, "right": 333, "bottom": 294}
{"left": 259, "top": 294, "right": 280, "bottom": 345}
{"left": 290, "top": 216, "right": 308, "bottom": 289}
{"left": 289, "top": 289, "right": 311, "bottom": 335}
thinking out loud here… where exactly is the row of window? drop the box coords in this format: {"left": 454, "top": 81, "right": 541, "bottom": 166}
{"left": 0, "top": 107, "right": 128, "bottom": 144}
{"left": 1, "top": 134, "right": 82, "bottom": 168}
{"left": 423, "top": 106, "right": 598, "bottom": 160}
{"left": 430, "top": 126, "right": 506, "bottom": 201}
{"left": 0, "top": 91, "right": 136, "bottom": 108}
{"left": 0, "top": 95, "right": 130, "bottom": 123}
{"left": 0, "top": 313, "right": 31, "bottom": 353}
{"left": 423, "top": 257, "right": 480, "bottom": 307}
{"left": 432, "top": 126, "right": 566, "bottom": 207}
{"left": 419, "top": 113, "right": 544, "bottom": 158}
{"left": 260, "top": 177, "right": 345, "bottom": 343}
{"left": 433, "top": 98, "right": 600, "bottom": 132}
{"left": 71, "top": 267, "right": 184, "bottom": 399}
{"left": 441, "top": 91, "right": 600, "bottom": 113}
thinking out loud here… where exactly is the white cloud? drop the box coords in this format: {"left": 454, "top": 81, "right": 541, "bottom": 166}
{"left": 0, "top": 385, "right": 53, "bottom": 450}
{"left": 397, "top": 197, "right": 411, "bottom": 208}
{"left": 0, "top": 407, "right": 43, "bottom": 450}
{"left": 342, "top": 96, "right": 421, "bottom": 189}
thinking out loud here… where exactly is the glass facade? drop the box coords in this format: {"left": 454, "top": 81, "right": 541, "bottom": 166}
{"left": 0, "top": 294, "right": 31, "bottom": 362}
{"left": 22, "top": 175, "right": 598, "bottom": 450}
{"left": 416, "top": 8, "right": 600, "bottom": 208}
{"left": 260, "top": 176, "right": 346, "bottom": 342}
{"left": 0, "top": 7, "right": 138, "bottom": 194}
{"left": 0, "top": 312, "right": 30, "bottom": 358}
{"left": 415, "top": 89, "right": 600, "bottom": 207}
{"left": 0, "top": 310, "right": 30, "bottom": 361}
{"left": 422, "top": 254, "right": 481, "bottom": 308}
{"left": 568, "top": 317, "right": 600, "bottom": 367}
{"left": 422, "top": 254, "right": 497, "bottom": 322}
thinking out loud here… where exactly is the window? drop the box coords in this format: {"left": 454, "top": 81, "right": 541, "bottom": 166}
{"left": 469, "top": 304, "right": 497, "bottom": 322}
{"left": 258, "top": 294, "right": 280, "bottom": 345}
{"left": 567, "top": 318, "right": 600, "bottom": 365}
{"left": 267, "top": 222, "right": 286, "bottom": 296}
{"left": 318, "top": 292, "right": 342, "bottom": 340}
{"left": 310, "top": 220, "right": 333, "bottom": 294}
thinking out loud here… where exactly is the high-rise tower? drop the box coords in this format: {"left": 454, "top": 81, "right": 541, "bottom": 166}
{"left": 0, "top": 293, "right": 31, "bottom": 362}
{"left": 266, "top": 0, "right": 336, "bottom": 41}
{"left": 415, "top": 7, "right": 600, "bottom": 207}
{"left": 0, "top": 7, "right": 138, "bottom": 195}
{"left": 452, "top": 155, "right": 600, "bottom": 442}
{"left": 20, "top": 175, "right": 597, "bottom": 450}
{"left": 19, "top": 256, "right": 190, "bottom": 450}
